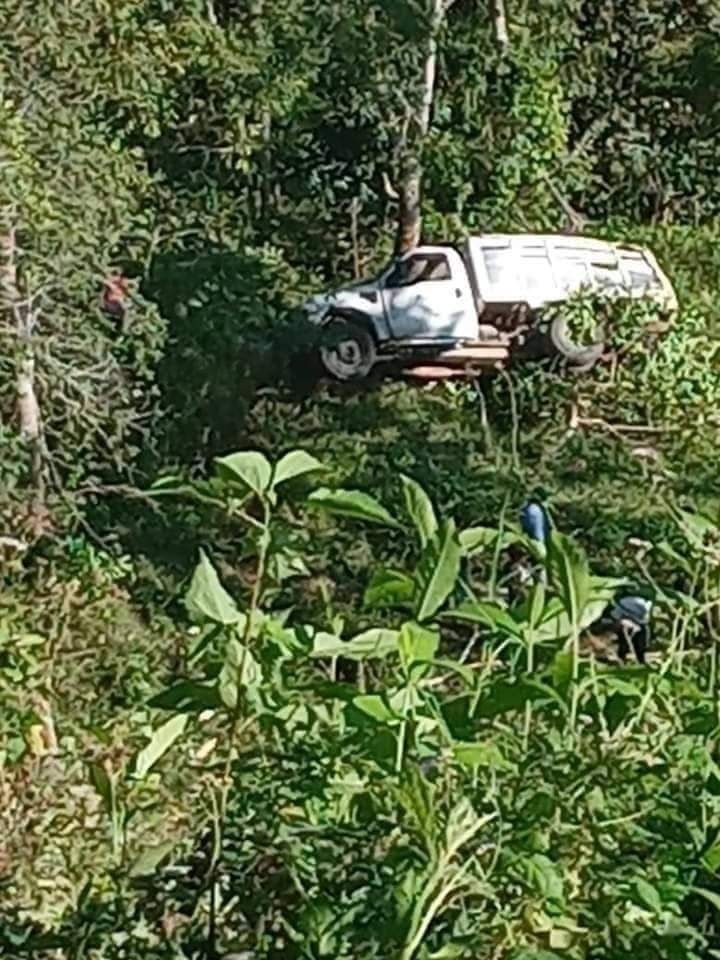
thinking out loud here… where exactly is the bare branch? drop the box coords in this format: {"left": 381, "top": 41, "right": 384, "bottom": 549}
{"left": 73, "top": 482, "right": 165, "bottom": 514}
{"left": 541, "top": 174, "right": 586, "bottom": 232}
{"left": 382, "top": 171, "right": 399, "bottom": 200}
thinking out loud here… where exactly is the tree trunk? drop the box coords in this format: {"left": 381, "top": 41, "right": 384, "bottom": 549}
{"left": 1, "top": 224, "right": 46, "bottom": 519}
{"left": 395, "top": 153, "right": 423, "bottom": 256}
{"left": 393, "top": 0, "right": 508, "bottom": 255}
{"left": 490, "top": 0, "right": 509, "bottom": 48}
{"left": 394, "top": 0, "right": 447, "bottom": 256}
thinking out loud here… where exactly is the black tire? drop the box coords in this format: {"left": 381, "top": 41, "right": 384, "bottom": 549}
{"left": 319, "top": 317, "right": 376, "bottom": 381}
{"left": 548, "top": 313, "right": 606, "bottom": 373}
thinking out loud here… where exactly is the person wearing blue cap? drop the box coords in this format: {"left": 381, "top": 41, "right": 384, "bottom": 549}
{"left": 519, "top": 499, "right": 552, "bottom": 547}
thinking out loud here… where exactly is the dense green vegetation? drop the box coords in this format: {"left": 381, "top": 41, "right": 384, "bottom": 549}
{"left": 2, "top": 1, "right": 720, "bottom": 957}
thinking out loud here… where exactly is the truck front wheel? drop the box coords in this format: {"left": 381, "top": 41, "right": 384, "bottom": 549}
{"left": 319, "top": 317, "right": 376, "bottom": 381}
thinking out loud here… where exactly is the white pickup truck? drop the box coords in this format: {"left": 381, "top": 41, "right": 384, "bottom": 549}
{"left": 303, "top": 233, "right": 677, "bottom": 380}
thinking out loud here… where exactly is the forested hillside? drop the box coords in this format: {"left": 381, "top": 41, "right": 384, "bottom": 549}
{"left": 2, "top": 2, "right": 720, "bottom": 958}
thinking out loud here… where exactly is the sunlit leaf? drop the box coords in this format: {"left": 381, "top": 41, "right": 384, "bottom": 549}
{"left": 523, "top": 853, "right": 565, "bottom": 904}
{"left": 703, "top": 840, "right": 720, "bottom": 873}
{"left": 401, "top": 474, "right": 437, "bottom": 547}
{"left": 351, "top": 694, "right": 398, "bottom": 723}
{"left": 415, "top": 519, "right": 461, "bottom": 621}
{"left": 547, "top": 532, "right": 590, "bottom": 629}
{"left": 311, "top": 628, "right": 400, "bottom": 660}
{"left": 272, "top": 450, "right": 325, "bottom": 488}
{"left": 399, "top": 621, "right": 439, "bottom": 666}
{"left": 132, "top": 714, "right": 188, "bottom": 779}
{"left": 215, "top": 450, "right": 272, "bottom": 496}
{"left": 185, "top": 551, "right": 243, "bottom": 626}
{"left": 551, "top": 650, "right": 573, "bottom": 695}
{"left": 452, "top": 740, "right": 513, "bottom": 770}
{"left": 219, "top": 638, "right": 261, "bottom": 709}
{"left": 307, "top": 487, "right": 403, "bottom": 528}
{"left": 129, "top": 840, "right": 176, "bottom": 878}
{"left": 442, "top": 601, "right": 522, "bottom": 637}
{"left": 634, "top": 877, "right": 662, "bottom": 913}
{"left": 693, "top": 885, "right": 720, "bottom": 913}
{"left": 389, "top": 684, "right": 422, "bottom": 715}
{"left": 459, "top": 525, "right": 521, "bottom": 555}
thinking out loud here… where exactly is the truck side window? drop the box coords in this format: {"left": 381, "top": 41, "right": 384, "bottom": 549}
{"left": 386, "top": 253, "right": 451, "bottom": 288}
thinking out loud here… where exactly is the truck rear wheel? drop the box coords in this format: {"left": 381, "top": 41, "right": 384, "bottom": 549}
{"left": 548, "top": 313, "right": 606, "bottom": 373}
{"left": 319, "top": 317, "right": 376, "bottom": 381}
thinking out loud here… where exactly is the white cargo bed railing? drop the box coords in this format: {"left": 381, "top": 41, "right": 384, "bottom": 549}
{"left": 466, "top": 234, "right": 665, "bottom": 310}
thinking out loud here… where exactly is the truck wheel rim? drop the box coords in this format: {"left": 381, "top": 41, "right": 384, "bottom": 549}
{"left": 321, "top": 338, "right": 363, "bottom": 377}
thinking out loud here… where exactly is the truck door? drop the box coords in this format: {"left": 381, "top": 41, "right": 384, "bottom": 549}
{"left": 381, "top": 249, "right": 476, "bottom": 340}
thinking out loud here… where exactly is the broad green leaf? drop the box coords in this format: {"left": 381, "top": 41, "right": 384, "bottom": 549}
{"left": 351, "top": 694, "right": 398, "bottom": 723}
{"left": 547, "top": 532, "right": 591, "bottom": 629}
{"left": 307, "top": 487, "right": 402, "bottom": 528}
{"left": 219, "top": 638, "right": 261, "bottom": 709}
{"left": 692, "top": 885, "right": 720, "bottom": 912}
{"left": 132, "top": 714, "right": 188, "bottom": 779}
{"left": 185, "top": 551, "right": 242, "bottom": 626}
{"left": 634, "top": 877, "right": 662, "bottom": 913}
{"left": 524, "top": 854, "right": 564, "bottom": 904}
{"left": 399, "top": 621, "right": 439, "bottom": 666}
{"left": 395, "top": 766, "right": 438, "bottom": 852}
{"left": 703, "top": 840, "right": 720, "bottom": 873}
{"left": 148, "top": 681, "right": 222, "bottom": 713}
{"left": 442, "top": 601, "right": 522, "bottom": 638}
{"left": 273, "top": 551, "right": 311, "bottom": 582}
{"left": 363, "top": 568, "right": 416, "bottom": 610}
{"left": 311, "top": 628, "right": 400, "bottom": 660}
{"left": 272, "top": 450, "right": 325, "bottom": 488}
{"left": 551, "top": 650, "right": 573, "bottom": 694}
{"left": 534, "top": 596, "right": 608, "bottom": 643}
{"left": 459, "top": 525, "right": 521, "bottom": 555}
{"left": 215, "top": 450, "right": 272, "bottom": 496}
{"left": 88, "top": 763, "right": 114, "bottom": 817}
{"left": 415, "top": 519, "right": 461, "bottom": 622}
{"left": 401, "top": 474, "right": 437, "bottom": 547}
{"left": 218, "top": 670, "right": 237, "bottom": 711}
{"left": 129, "top": 840, "right": 176, "bottom": 878}
{"left": 389, "top": 684, "right": 422, "bottom": 715}
{"left": 534, "top": 577, "right": 620, "bottom": 643}
{"left": 452, "top": 740, "right": 512, "bottom": 770}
